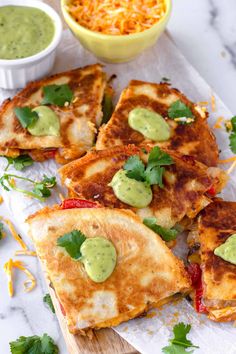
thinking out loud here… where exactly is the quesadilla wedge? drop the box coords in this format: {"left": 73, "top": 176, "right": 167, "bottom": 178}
{"left": 0, "top": 64, "right": 107, "bottom": 164}
{"left": 187, "top": 201, "right": 236, "bottom": 322}
{"left": 26, "top": 204, "right": 191, "bottom": 334}
{"left": 96, "top": 81, "right": 218, "bottom": 167}
{"left": 59, "top": 145, "right": 227, "bottom": 230}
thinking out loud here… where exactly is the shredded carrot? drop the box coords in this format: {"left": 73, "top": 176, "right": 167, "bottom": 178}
{"left": 213, "top": 116, "right": 224, "bottom": 129}
{"left": 227, "top": 159, "right": 236, "bottom": 174}
{"left": 0, "top": 217, "right": 27, "bottom": 250}
{"left": 211, "top": 94, "right": 216, "bottom": 112}
{"left": 197, "top": 101, "right": 208, "bottom": 106}
{"left": 68, "top": 0, "right": 166, "bottom": 35}
{"left": 4, "top": 259, "right": 36, "bottom": 296}
{"left": 218, "top": 157, "right": 236, "bottom": 164}
{"left": 0, "top": 195, "right": 3, "bottom": 204}
{"left": 15, "top": 250, "right": 37, "bottom": 257}
{"left": 59, "top": 193, "right": 65, "bottom": 202}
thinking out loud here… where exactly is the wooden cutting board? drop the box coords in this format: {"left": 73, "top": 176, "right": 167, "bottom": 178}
{"left": 43, "top": 4, "right": 138, "bottom": 352}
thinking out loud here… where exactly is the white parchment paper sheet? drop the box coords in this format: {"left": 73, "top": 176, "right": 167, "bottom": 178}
{"left": 0, "top": 29, "right": 235, "bottom": 354}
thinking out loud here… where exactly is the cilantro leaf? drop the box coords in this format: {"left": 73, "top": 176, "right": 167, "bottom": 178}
{"left": 0, "top": 221, "right": 4, "bottom": 240}
{"left": 162, "top": 322, "right": 199, "bottom": 354}
{"left": 168, "top": 100, "right": 193, "bottom": 119}
{"left": 124, "top": 155, "right": 145, "bottom": 181}
{"left": 147, "top": 146, "right": 173, "bottom": 168}
{"left": 10, "top": 333, "right": 58, "bottom": 354}
{"left": 229, "top": 132, "right": 236, "bottom": 154}
{"left": 143, "top": 217, "right": 178, "bottom": 241}
{"left": 123, "top": 147, "right": 174, "bottom": 188}
{"left": 42, "top": 84, "right": 74, "bottom": 107}
{"left": 43, "top": 294, "right": 55, "bottom": 314}
{"left": 57, "top": 230, "right": 86, "bottom": 260}
{"left": 231, "top": 116, "right": 236, "bottom": 131}
{"left": 4, "top": 155, "right": 33, "bottom": 171}
{"left": 102, "top": 93, "right": 114, "bottom": 123}
{"left": 162, "top": 344, "right": 194, "bottom": 354}
{"left": 144, "top": 165, "right": 165, "bottom": 187}
{"left": 14, "top": 107, "right": 39, "bottom": 129}
{"left": 0, "top": 173, "right": 56, "bottom": 201}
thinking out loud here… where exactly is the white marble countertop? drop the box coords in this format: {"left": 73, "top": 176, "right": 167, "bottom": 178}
{"left": 1, "top": 1, "right": 236, "bottom": 353}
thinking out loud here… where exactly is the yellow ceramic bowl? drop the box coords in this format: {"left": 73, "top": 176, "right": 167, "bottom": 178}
{"left": 61, "top": 0, "right": 172, "bottom": 63}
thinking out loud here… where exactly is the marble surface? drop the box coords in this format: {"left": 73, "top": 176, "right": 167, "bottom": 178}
{"left": 1, "top": 1, "right": 236, "bottom": 354}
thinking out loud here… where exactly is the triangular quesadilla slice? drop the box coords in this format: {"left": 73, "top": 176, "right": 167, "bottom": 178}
{"left": 187, "top": 200, "right": 236, "bottom": 322}
{"left": 27, "top": 205, "right": 191, "bottom": 334}
{"left": 96, "top": 80, "right": 218, "bottom": 167}
{"left": 0, "top": 64, "right": 107, "bottom": 164}
{"left": 59, "top": 145, "right": 227, "bottom": 230}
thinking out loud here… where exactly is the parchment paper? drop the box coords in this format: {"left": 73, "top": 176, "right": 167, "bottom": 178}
{"left": 0, "top": 29, "right": 235, "bottom": 354}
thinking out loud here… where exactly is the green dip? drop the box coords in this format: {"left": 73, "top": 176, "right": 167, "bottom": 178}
{"left": 109, "top": 169, "right": 153, "bottom": 208}
{"left": 28, "top": 106, "right": 60, "bottom": 137}
{"left": 128, "top": 108, "right": 170, "bottom": 142}
{"left": 0, "top": 6, "right": 55, "bottom": 60}
{"left": 80, "top": 237, "right": 117, "bottom": 283}
{"left": 214, "top": 234, "right": 236, "bottom": 265}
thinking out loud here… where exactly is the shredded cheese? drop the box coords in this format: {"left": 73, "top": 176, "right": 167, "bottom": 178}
{"left": 4, "top": 259, "right": 36, "bottom": 296}
{"left": 0, "top": 217, "right": 27, "bottom": 250}
{"left": 0, "top": 195, "right": 3, "bottom": 204}
{"left": 227, "top": 159, "right": 236, "bottom": 174}
{"left": 218, "top": 157, "right": 236, "bottom": 164}
{"left": 197, "top": 101, "right": 208, "bottom": 106}
{"left": 213, "top": 116, "right": 224, "bottom": 129}
{"left": 15, "top": 250, "right": 37, "bottom": 257}
{"left": 68, "top": 0, "right": 166, "bottom": 35}
{"left": 59, "top": 193, "right": 65, "bottom": 202}
{"left": 211, "top": 94, "right": 216, "bottom": 112}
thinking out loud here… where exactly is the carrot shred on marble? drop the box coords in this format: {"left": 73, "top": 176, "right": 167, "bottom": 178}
{"left": 227, "top": 159, "right": 236, "bottom": 174}
{"left": 211, "top": 94, "right": 216, "bottom": 112}
{"left": 213, "top": 116, "right": 224, "bottom": 129}
{"left": 218, "top": 157, "right": 236, "bottom": 164}
{"left": 4, "top": 259, "right": 36, "bottom": 297}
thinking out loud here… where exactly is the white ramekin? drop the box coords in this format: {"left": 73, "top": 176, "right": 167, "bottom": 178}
{"left": 0, "top": 0, "right": 63, "bottom": 89}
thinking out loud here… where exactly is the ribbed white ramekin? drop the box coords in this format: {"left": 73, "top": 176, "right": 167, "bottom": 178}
{"left": 0, "top": 0, "right": 63, "bottom": 89}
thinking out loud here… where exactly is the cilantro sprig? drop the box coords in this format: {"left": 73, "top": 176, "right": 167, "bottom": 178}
{"left": 0, "top": 174, "right": 56, "bottom": 201}
{"left": 168, "top": 100, "right": 194, "bottom": 125}
{"left": 43, "top": 293, "right": 55, "bottom": 314}
{"left": 162, "top": 323, "right": 199, "bottom": 354}
{"left": 14, "top": 107, "right": 39, "bottom": 129}
{"left": 4, "top": 155, "right": 34, "bottom": 171}
{"left": 10, "top": 333, "right": 58, "bottom": 354}
{"left": 124, "top": 147, "right": 174, "bottom": 188}
{"left": 143, "top": 217, "right": 178, "bottom": 242}
{"left": 229, "top": 116, "right": 236, "bottom": 153}
{"left": 57, "top": 230, "right": 86, "bottom": 259}
{"left": 42, "top": 84, "right": 74, "bottom": 107}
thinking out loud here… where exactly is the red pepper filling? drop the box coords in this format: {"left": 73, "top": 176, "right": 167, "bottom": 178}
{"left": 207, "top": 185, "right": 216, "bottom": 197}
{"left": 187, "top": 263, "right": 208, "bottom": 314}
{"left": 61, "top": 198, "right": 99, "bottom": 209}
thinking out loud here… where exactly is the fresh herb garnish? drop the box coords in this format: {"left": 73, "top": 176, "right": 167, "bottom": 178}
{"left": 229, "top": 116, "right": 236, "bottom": 153}
{"left": 162, "top": 322, "right": 199, "bottom": 354}
{"left": 42, "top": 84, "right": 74, "bottom": 107}
{"left": 10, "top": 333, "right": 58, "bottom": 354}
{"left": 14, "top": 107, "right": 38, "bottom": 128}
{"left": 161, "top": 77, "right": 170, "bottom": 83}
{"left": 0, "top": 222, "right": 4, "bottom": 240}
{"left": 0, "top": 174, "right": 56, "bottom": 201}
{"left": 43, "top": 293, "right": 55, "bottom": 314}
{"left": 124, "top": 147, "right": 174, "bottom": 188}
{"left": 102, "top": 93, "right": 114, "bottom": 123}
{"left": 143, "top": 217, "right": 178, "bottom": 242}
{"left": 168, "top": 100, "right": 194, "bottom": 124}
{"left": 4, "top": 155, "right": 34, "bottom": 171}
{"left": 57, "top": 230, "right": 86, "bottom": 260}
